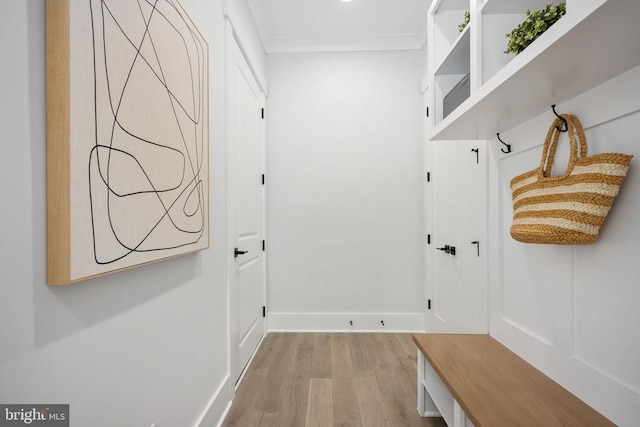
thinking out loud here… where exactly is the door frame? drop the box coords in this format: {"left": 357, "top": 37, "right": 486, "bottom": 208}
{"left": 224, "top": 20, "right": 268, "bottom": 389}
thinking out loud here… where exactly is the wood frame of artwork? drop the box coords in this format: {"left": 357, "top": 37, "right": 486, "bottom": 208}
{"left": 46, "top": 0, "right": 209, "bottom": 285}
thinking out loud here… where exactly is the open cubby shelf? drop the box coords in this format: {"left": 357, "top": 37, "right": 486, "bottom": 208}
{"left": 427, "top": 0, "right": 640, "bottom": 140}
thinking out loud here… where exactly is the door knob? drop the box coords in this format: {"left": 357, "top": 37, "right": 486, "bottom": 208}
{"left": 436, "top": 245, "right": 456, "bottom": 256}
{"left": 234, "top": 248, "right": 248, "bottom": 258}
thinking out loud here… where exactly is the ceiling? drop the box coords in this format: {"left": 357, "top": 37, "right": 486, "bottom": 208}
{"left": 247, "top": 0, "right": 433, "bottom": 53}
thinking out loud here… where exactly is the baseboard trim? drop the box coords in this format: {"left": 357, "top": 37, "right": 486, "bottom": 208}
{"left": 235, "top": 334, "right": 266, "bottom": 390}
{"left": 214, "top": 401, "right": 233, "bottom": 427}
{"left": 195, "top": 374, "right": 231, "bottom": 427}
{"left": 268, "top": 312, "right": 426, "bottom": 333}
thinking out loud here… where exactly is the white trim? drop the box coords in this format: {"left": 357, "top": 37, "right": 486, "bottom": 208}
{"left": 268, "top": 313, "right": 426, "bottom": 333}
{"left": 222, "top": 1, "right": 268, "bottom": 94}
{"left": 213, "top": 335, "right": 266, "bottom": 427}
{"left": 224, "top": 19, "right": 237, "bottom": 402}
{"left": 214, "top": 402, "right": 233, "bottom": 427}
{"left": 234, "top": 334, "right": 266, "bottom": 390}
{"left": 223, "top": 20, "right": 236, "bottom": 422}
{"left": 195, "top": 374, "right": 232, "bottom": 427}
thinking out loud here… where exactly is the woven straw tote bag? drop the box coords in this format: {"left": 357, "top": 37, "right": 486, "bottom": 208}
{"left": 510, "top": 114, "right": 632, "bottom": 244}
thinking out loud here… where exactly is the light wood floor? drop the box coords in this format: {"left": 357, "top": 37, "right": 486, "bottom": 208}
{"left": 222, "top": 333, "right": 446, "bottom": 427}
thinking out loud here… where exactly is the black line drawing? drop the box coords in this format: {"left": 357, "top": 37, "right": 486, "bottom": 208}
{"left": 87, "top": 0, "right": 208, "bottom": 265}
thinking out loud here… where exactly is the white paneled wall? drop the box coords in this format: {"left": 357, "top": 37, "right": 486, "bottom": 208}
{"left": 488, "top": 65, "right": 640, "bottom": 426}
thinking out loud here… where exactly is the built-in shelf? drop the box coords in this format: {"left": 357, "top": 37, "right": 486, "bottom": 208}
{"left": 435, "top": 25, "right": 470, "bottom": 75}
{"left": 431, "top": 0, "right": 640, "bottom": 140}
{"left": 429, "top": 0, "right": 471, "bottom": 126}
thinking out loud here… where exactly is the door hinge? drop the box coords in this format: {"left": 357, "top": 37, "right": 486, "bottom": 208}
{"left": 262, "top": 306, "right": 266, "bottom": 317}
{"left": 261, "top": 174, "right": 265, "bottom": 185}
{"left": 427, "top": 172, "right": 431, "bottom": 182}
{"left": 261, "top": 108, "right": 264, "bottom": 119}
{"left": 427, "top": 234, "right": 431, "bottom": 245}
{"left": 262, "top": 240, "right": 265, "bottom": 251}
{"left": 427, "top": 299, "right": 432, "bottom": 310}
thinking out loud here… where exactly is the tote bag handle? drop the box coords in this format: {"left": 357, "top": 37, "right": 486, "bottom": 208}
{"left": 538, "top": 114, "right": 588, "bottom": 181}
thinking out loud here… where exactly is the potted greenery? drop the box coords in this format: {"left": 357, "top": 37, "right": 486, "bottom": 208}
{"left": 505, "top": 2, "right": 566, "bottom": 55}
{"left": 458, "top": 11, "right": 470, "bottom": 33}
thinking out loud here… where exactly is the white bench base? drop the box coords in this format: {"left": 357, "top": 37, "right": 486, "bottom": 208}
{"left": 417, "top": 350, "right": 475, "bottom": 427}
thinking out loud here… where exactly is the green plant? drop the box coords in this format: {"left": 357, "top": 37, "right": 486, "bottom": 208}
{"left": 504, "top": 2, "right": 566, "bottom": 55}
{"left": 458, "top": 11, "right": 470, "bottom": 33}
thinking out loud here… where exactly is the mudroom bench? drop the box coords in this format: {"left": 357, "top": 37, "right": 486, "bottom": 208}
{"left": 412, "top": 333, "right": 614, "bottom": 427}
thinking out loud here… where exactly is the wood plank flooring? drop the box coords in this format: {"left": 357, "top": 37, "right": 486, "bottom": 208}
{"left": 222, "top": 333, "right": 447, "bottom": 427}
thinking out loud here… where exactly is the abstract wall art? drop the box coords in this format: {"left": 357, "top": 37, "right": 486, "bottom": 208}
{"left": 47, "top": 0, "right": 209, "bottom": 285}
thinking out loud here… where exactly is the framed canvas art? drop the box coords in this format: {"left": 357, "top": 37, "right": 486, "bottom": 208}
{"left": 46, "top": 0, "right": 209, "bottom": 285}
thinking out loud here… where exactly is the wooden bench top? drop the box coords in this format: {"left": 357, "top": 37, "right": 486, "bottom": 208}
{"left": 413, "top": 333, "right": 615, "bottom": 427}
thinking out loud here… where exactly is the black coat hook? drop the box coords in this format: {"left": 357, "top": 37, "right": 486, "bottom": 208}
{"left": 497, "top": 133, "right": 511, "bottom": 154}
{"left": 551, "top": 104, "right": 568, "bottom": 132}
{"left": 471, "top": 241, "right": 480, "bottom": 257}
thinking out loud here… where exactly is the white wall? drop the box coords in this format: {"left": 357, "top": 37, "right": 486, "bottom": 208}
{"left": 0, "top": 1, "right": 259, "bottom": 425}
{"left": 266, "top": 50, "right": 425, "bottom": 331}
{"left": 488, "top": 66, "right": 640, "bottom": 426}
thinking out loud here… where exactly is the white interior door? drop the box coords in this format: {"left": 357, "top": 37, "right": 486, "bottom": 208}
{"left": 430, "top": 140, "right": 460, "bottom": 331}
{"left": 428, "top": 140, "right": 487, "bottom": 333}
{"left": 227, "top": 33, "right": 266, "bottom": 385}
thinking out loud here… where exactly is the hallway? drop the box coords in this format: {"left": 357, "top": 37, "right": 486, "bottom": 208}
{"left": 223, "top": 333, "right": 446, "bottom": 426}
